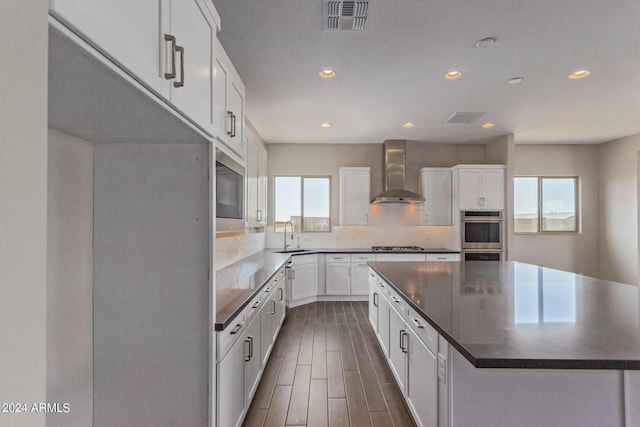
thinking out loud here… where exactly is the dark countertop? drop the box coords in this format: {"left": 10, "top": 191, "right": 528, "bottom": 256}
{"left": 369, "top": 260, "right": 640, "bottom": 370}
{"left": 274, "top": 247, "right": 460, "bottom": 254}
{"left": 215, "top": 247, "right": 460, "bottom": 331}
{"left": 215, "top": 251, "right": 290, "bottom": 331}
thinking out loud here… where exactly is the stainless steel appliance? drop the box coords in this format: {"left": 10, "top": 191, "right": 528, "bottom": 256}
{"left": 216, "top": 148, "right": 245, "bottom": 233}
{"left": 461, "top": 210, "right": 503, "bottom": 250}
{"left": 371, "top": 246, "right": 424, "bottom": 252}
{"left": 462, "top": 250, "right": 504, "bottom": 261}
{"left": 370, "top": 140, "right": 425, "bottom": 204}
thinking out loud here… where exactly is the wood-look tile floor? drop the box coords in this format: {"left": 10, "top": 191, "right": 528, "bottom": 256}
{"left": 242, "top": 301, "right": 416, "bottom": 427}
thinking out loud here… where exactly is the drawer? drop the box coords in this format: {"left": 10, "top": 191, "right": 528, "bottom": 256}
{"left": 406, "top": 305, "right": 438, "bottom": 354}
{"left": 291, "top": 253, "right": 316, "bottom": 266}
{"left": 326, "top": 254, "right": 351, "bottom": 263}
{"left": 426, "top": 253, "right": 460, "bottom": 261}
{"left": 351, "top": 253, "right": 376, "bottom": 262}
{"left": 387, "top": 285, "right": 406, "bottom": 314}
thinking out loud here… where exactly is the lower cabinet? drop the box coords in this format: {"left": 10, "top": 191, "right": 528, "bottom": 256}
{"left": 244, "top": 317, "right": 261, "bottom": 406}
{"left": 326, "top": 262, "right": 351, "bottom": 295}
{"left": 370, "top": 267, "right": 440, "bottom": 427}
{"left": 350, "top": 260, "right": 372, "bottom": 295}
{"left": 290, "top": 254, "right": 317, "bottom": 302}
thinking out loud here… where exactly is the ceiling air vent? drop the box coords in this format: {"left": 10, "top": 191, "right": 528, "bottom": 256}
{"left": 444, "top": 112, "right": 486, "bottom": 124}
{"left": 325, "top": 1, "right": 370, "bottom": 31}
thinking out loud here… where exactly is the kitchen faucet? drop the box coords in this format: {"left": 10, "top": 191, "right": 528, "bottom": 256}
{"left": 283, "top": 221, "right": 294, "bottom": 251}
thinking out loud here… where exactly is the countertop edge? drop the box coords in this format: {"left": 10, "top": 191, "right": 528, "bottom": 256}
{"left": 368, "top": 262, "right": 640, "bottom": 371}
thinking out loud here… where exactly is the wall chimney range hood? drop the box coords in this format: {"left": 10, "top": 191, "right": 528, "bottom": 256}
{"left": 371, "top": 140, "right": 425, "bottom": 204}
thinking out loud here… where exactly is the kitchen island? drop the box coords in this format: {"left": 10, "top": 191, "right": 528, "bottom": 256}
{"left": 368, "top": 260, "right": 640, "bottom": 427}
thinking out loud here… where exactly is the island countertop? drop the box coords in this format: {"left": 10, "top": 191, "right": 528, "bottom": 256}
{"left": 368, "top": 260, "right": 640, "bottom": 370}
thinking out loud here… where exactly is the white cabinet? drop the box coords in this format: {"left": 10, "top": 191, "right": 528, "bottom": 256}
{"left": 271, "top": 281, "right": 286, "bottom": 342}
{"left": 289, "top": 254, "right": 317, "bottom": 302}
{"left": 339, "top": 167, "right": 370, "bottom": 225}
{"left": 369, "top": 272, "right": 379, "bottom": 333}
{"left": 456, "top": 166, "right": 505, "bottom": 210}
{"left": 51, "top": 0, "right": 220, "bottom": 136}
{"left": 350, "top": 259, "right": 373, "bottom": 295}
{"left": 388, "top": 304, "right": 408, "bottom": 391}
{"left": 326, "top": 262, "right": 351, "bottom": 295}
{"left": 246, "top": 130, "right": 268, "bottom": 226}
{"left": 213, "top": 37, "right": 245, "bottom": 156}
{"left": 406, "top": 327, "right": 438, "bottom": 427}
{"left": 426, "top": 253, "right": 461, "bottom": 262}
{"left": 375, "top": 253, "right": 426, "bottom": 262}
{"left": 243, "top": 317, "right": 261, "bottom": 407}
{"left": 217, "top": 328, "right": 245, "bottom": 427}
{"left": 420, "top": 168, "right": 452, "bottom": 226}
{"left": 377, "top": 285, "right": 390, "bottom": 357}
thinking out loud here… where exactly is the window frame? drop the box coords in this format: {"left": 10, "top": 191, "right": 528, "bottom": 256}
{"left": 273, "top": 175, "right": 332, "bottom": 233}
{"left": 514, "top": 176, "right": 579, "bottom": 234}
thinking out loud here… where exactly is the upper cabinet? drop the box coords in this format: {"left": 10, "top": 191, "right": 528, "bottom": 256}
{"left": 455, "top": 165, "right": 505, "bottom": 210}
{"left": 245, "top": 128, "right": 267, "bottom": 226}
{"left": 339, "top": 167, "right": 370, "bottom": 226}
{"left": 213, "top": 37, "right": 245, "bottom": 157}
{"left": 419, "top": 168, "right": 452, "bottom": 226}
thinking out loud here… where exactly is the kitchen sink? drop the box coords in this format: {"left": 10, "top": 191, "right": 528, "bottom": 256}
{"left": 275, "top": 248, "right": 314, "bottom": 254}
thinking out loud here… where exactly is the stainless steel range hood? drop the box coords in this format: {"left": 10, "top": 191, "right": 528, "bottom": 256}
{"left": 371, "top": 140, "right": 425, "bottom": 204}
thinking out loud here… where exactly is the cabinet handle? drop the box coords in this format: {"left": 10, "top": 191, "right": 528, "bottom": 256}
{"left": 401, "top": 331, "right": 408, "bottom": 354}
{"left": 271, "top": 299, "right": 276, "bottom": 314}
{"left": 164, "top": 34, "right": 177, "bottom": 79}
{"left": 399, "top": 329, "right": 405, "bottom": 351}
{"left": 373, "top": 292, "right": 378, "bottom": 307}
{"left": 252, "top": 301, "right": 260, "bottom": 309}
{"left": 278, "top": 287, "right": 284, "bottom": 301}
{"left": 173, "top": 45, "right": 185, "bottom": 88}
{"left": 391, "top": 296, "right": 400, "bottom": 304}
{"left": 291, "top": 270, "right": 296, "bottom": 280}
{"left": 412, "top": 317, "right": 425, "bottom": 329}
{"left": 244, "top": 336, "right": 253, "bottom": 361}
{"left": 230, "top": 323, "right": 242, "bottom": 335}
{"left": 230, "top": 113, "right": 237, "bottom": 137}
{"left": 226, "top": 111, "right": 234, "bottom": 136}
{"left": 256, "top": 210, "right": 262, "bottom": 222}
{"left": 265, "top": 287, "right": 272, "bottom": 293}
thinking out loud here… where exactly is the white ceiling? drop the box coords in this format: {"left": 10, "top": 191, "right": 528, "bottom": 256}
{"left": 212, "top": 0, "right": 640, "bottom": 145}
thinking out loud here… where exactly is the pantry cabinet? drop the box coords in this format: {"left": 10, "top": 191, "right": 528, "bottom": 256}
{"left": 339, "top": 167, "right": 371, "bottom": 225}
{"left": 420, "top": 168, "right": 452, "bottom": 226}
{"left": 455, "top": 166, "right": 505, "bottom": 210}
{"left": 50, "top": 0, "right": 220, "bottom": 137}
{"left": 213, "top": 37, "right": 245, "bottom": 157}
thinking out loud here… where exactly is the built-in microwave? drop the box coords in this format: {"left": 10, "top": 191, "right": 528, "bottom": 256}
{"left": 216, "top": 148, "right": 245, "bottom": 233}
{"left": 461, "top": 210, "right": 503, "bottom": 250}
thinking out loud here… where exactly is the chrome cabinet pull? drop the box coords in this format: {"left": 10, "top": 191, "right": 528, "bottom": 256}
{"left": 249, "top": 336, "right": 254, "bottom": 360}
{"left": 373, "top": 292, "right": 378, "bottom": 307}
{"left": 230, "top": 113, "right": 237, "bottom": 137}
{"left": 401, "top": 331, "right": 408, "bottom": 353}
{"left": 244, "top": 337, "right": 251, "bottom": 361}
{"left": 412, "top": 317, "right": 425, "bottom": 329}
{"left": 271, "top": 300, "right": 276, "bottom": 314}
{"left": 164, "top": 34, "right": 177, "bottom": 79}
{"left": 230, "top": 323, "right": 242, "bottom": 335}
{"left": 252, "top": 301, "right": 260, "bottom": 309}
{"left": 399, "top": 329, "right": 404, "bottom": 351}
{"left": 278, "top": 287, "right": 284, "bottom": 301}
{"left": 174, "top": 45, "right": 185, "bottom": 87}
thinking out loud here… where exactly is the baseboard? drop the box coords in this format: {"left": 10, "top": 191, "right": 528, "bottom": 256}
{"left": 289, "top": 294, "right": 368, "bottom": 308}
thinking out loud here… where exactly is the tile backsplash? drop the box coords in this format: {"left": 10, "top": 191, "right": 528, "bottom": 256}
{"left": 216, "top": 231, "right": 266, "bottom": 270}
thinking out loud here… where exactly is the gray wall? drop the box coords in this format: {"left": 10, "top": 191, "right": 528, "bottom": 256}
{"left": 0, "top": 2, "right": 48, "bottom": 426}
{"left": 598, "top": 132, "right": 640, "bottom": 284}
{"left": 266, "top": 141, "right": 489, "bottom": 226}
{"left": 46, "top": 129, "right": 94, "bottom": 426}
{"left": 512, "top": 144, "right": 599, "bottom": 276}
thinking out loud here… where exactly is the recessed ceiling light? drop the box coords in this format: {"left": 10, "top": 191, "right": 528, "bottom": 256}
{"left": 482, "top": 122, "right": 495, "bottom": 129}
{"left": 319, "top": 69, "right": 336, "bottom": 78}
{"left": 445, "top": 70, "right": 462, "bottom": 79}
{"left": 320, "top": 122, "right": 331, "bottom": 128}
{"left": 403, "top": 122, "right": 414, "bottom": 128}
{"left": 507, "top": 77, "right": 524, "bottom": 85}
{"left": 475, "top": 37, "right": 497, "bottom": 48}
{"left": 569, "top": 69, "right": 590, "bottom": 79}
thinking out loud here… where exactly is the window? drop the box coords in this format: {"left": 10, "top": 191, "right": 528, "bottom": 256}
{"left": 514, "top": 176, "right": 578, "bottom": 233}
{"left": 274, "top": 176, "right": 331, "bottom": 232}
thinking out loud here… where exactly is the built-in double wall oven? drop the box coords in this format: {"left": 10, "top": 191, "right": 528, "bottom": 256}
{"left": 461, "top": 210, "right": 504, "bottom": 261}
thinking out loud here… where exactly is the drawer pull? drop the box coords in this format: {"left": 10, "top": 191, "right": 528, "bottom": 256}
{"left": 391, "top": 296, "right": 400, "bottom": 304}
{"left": 412, "top": 317, "right": 425, "bottom": 329}
{"left": 252, "top": 301, "right": 260, "bottom": 309}
{"left": 265, "top": 287, "right": 272, "bottom": 293}
{"left": 230, "top": 323, "right": 242, "bottom": 335}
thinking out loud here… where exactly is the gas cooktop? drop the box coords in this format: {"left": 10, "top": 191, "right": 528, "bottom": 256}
{"left": 371, "top": 246, "right": 425, "bottom": 252}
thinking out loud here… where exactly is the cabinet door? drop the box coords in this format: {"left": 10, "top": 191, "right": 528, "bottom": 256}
{"left": 421, "top": 170, "right": 452, "bottom": 225}
{"left": 212, "top": 39, "right": 230, "bottom": 145}
{"left": 260, "top": 301, "right": 272, "bottom": 367}
{"left": 257, "top": 147, "right": 268, "bottom": 224}
{"left": 340, "top": 168, "right": 370, "bottom": 225}
{"left": 246, "top": 137, "right": 259, "bottom": 224}
{"left": 388, "top": 306, "right": 407, "bottom": 392}
{"left": 351, "top": 262, "right": 370, "bottom": 296}
{"left": 217, "top": 336, "right": 245, "bottom": 427}
{"left": 170, "top": 0, "right": 214, "bottom": 135}
{"left": 51, "top": 0, "right": 170, "bottom": 98}
{"left": 480, "top": 169, "right": 504, "bottom": 209}
{"left": 368, "top": 274, "right": 379, "bottom": 333}
{"left": 458, "top": 169, "right": 482, "bottom": 210}
{"left": 326, "top": 263, "right": 351, "bottom": 295}
{"left": 291, "top": 263, "right": 317, "bottom": 301}
{"left": 406, "top": 330, "right": 438, "bottom": 427}
{"left": 227, "top": 80, "right": 245, "bottom": 155}
{"left": 377, "top": 294, "right": 390, "bottom": 357}
{"left": 272, "top": 284, "right": 286, "bottom": 341}
{"left": 244, "top": 318, "right": 261, "bottom": 406}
